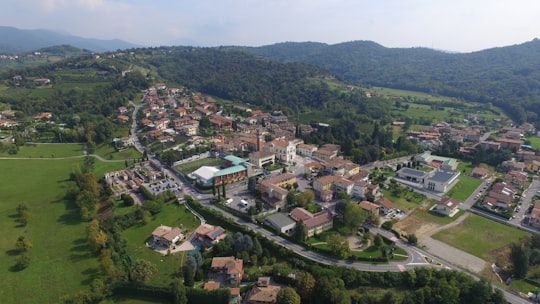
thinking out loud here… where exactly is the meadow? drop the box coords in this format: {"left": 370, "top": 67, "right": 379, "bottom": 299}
{"left": 0, "top": 143, "right": 84, "bottom": 158}
{"left": 0, "top": 158, "right": 124, "bottom": 303}
{"left": 432, "top": 214, "right": 530, "bottom": 260}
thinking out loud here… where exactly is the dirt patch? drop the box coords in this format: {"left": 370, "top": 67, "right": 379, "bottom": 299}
{"left": 393, "top": 210, "right": 444, "bottom": 238}
{"left": 346, "top": 234, "right": 365, "bottom": 250}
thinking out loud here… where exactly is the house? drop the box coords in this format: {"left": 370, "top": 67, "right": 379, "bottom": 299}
{"left": 290, "top": 207, "right": 333, "bottom": 237}
{"left": 529, "top": 201, "right": 540, "bottom": 229}
{"left": 296, "top": 143, "right": 317, "bottom": 157}
{"left": 195, "top": 223, "right": 226, "bottom": 246}
{"left": 210, "top": 256, "right": 243, "bottom": 282}
{"left": 265, "top": 212, "right": 296, "bottom": 234}
{"left": 358, "top": 201, "right": 380, "bottom": 214}
{"left": 117, "top": 115, "right": 130, "bottom": 124}
{"left": 375, "top": 197, "right": 395, "bottom": 215}
{"left": 34, "top": 112, "right": 53, "bottom": 120}
{"left": 245, "top": 277, "right": 281, "bottom": 304}
{"left": 118, "top": 106, "right": 128, "bottom": 114}
{"left": 471, "top": 167, "right": 489, "bottom": 179}
{"left": 258, "top": 173, "right": 297, "bottom": 210}
{"left": 433, "top": 197, "right": 460, "bottom": 217}
{"left": 151, "top": 225, "right": 184, "bottom": 249}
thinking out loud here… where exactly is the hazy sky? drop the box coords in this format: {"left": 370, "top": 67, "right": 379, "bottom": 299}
{"left": 1, "top": 0, "right": 539, "bottom": 52}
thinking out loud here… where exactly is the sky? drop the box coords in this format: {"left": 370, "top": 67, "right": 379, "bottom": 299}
{"left": 1, "top": 0, "right": 540, "bottom": 52}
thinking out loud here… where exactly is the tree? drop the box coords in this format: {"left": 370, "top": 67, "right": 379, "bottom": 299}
{"left": 326, "top": 233, "right": 350, "bottom": 259}
{"left": 511, "top": 243, "right": 530, "bottom": 279}
{"left": 173, "top": 279, "right": 188, "bottom": 304}
{"left": 16, "top": 203, "right": 29, "bottom": 226}
{"left": 295, "top": 221, "right": 308, "bottom": 242}
{"left": 253, "top": 237, "right": 263, "bottom": 257}
{"left": 276, "top": 287, "right": 301, "bottom": 304}
{"left": 296, "top": 271, "right": 315, "bottom": 303}
{"left": 121, "top": 193, "right": 134, "bottom": 206}
{"left": 15, "top": 236, "right": 32, "bottom": 252}
{"left": 303, "top": 190, "right": 315, "bottom": 204}
{"left": 344, "top": 203, "right": 367, "bottom": 233}
{"left": 15, "top": 253, "right": 31, "bottom": 270}
{"left": 130, "top": 259, "right": 157, "bottom": 283}
{"left": 182, "top": 265, "right": 195, "bottom": 287}
{"left": 374, "top": 234, "right": 384, "bottom": 247}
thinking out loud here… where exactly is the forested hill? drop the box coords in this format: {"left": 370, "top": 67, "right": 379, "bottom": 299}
{"left": 146, "top": 47, "right": 333, "bottom": 111}
{"left": 238, "top": 39, "right": 540, "bottom": 125}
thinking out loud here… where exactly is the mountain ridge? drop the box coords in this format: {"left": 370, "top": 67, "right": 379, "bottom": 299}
{"left": 0, "top": 26, "right": 140, "bottom": 54}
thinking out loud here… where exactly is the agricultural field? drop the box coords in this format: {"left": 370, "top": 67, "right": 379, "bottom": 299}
{"left": 432, "top": 214, "right": 530, "bottom": 260}
{"left": 0, "top": 158, "right": 123, "bottom": 304}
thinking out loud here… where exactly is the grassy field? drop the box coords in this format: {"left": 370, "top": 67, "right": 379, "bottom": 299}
{"left": 380, "top": 188, "right": 425, "bottom": 212}
{"left": 0, "top": 143, "right": 84, "bottom": 158}
{"left": 121, "top": 203, "right": 201, "bottom": 286}
{"left": 526, "top": 136, "right": 540, "bottom": 150}
{"left": 432, "top": 214, "right": 530, "bottom": 260}
{"left": 93, "top": 143, "right": 142, "bottom": 161}
{"left": 446, "top": 175, "right": 483, "bottom": 202}
{"left": 0, "top": 158, "right": 124, "bottom": 303}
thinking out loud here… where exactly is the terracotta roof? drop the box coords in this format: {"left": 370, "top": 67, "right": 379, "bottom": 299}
{"left": 204, "top": 281, "right": 221, "bottom": 290}
{"left": 359, "top": 201, "right": 379, "bottom": 212}
{"left": 290, "top": 207, "right": 313, "bottom": 222}
{"left": 304, "top": 211, "right": 333, "bottom": 229}
{"left": 151, "top": 225, "right": 183, "bottom": 242}
{"left": 247, "top": 285, "right": 281, "bottom": 303}
{"left": 211, "top": 256, "right": 243, "bottom": 276}
{"left": 375, "top": 197, "right": 394, "bottom": 209}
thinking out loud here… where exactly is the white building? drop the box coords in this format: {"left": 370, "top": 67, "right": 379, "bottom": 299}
{"left": 264, "top": 139, "right": 296, "bottom": 164}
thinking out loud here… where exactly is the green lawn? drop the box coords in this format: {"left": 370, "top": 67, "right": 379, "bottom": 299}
{"left": 121, "top": 203, "right": 201, "bottom": 286}
{"left": 432, "top": 214, "right": 530, "bottom": 260}
{"left": 446, "top": 175, "right": 483, "bottom": 202}
{"left": 0, "top": 158, "right": 123, "bottom": 303}
{"left": 0, "top": 143, "right": 84, "bottom": 158}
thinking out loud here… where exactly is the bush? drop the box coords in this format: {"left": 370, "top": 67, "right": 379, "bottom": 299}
{"left": 381, "top": 220, "right": 396, "bottom": 230}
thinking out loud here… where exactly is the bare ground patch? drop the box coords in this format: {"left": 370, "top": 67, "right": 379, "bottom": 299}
{"left": 393, "top": 209, "right": 444, "bottom": 238}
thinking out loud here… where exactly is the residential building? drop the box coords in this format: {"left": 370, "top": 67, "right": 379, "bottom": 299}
{"left": 259, "top": 173, "right": 297, "bottom": 210}
{"left": 296, "top": 143, "right": 317, "bottom": 157}
{"left": 290, "top": 207, "right": 333, "bottom": 237}
{"left": 195, "top": 224, "right": 226, "bottom": 246}
{"left": 358, "top": 201, "right": 379, "bottom": 214}
{"left": 529, "top": 201, "right": 540, "bottom": 229}
{"left": 375, "top": 197, "right": 395, "bottom": 215}
{"left": 210, "top": 256, "right": 243, "bottom": 282}
{"left": 433, "top": 197, "right": 460, "bottom": 217}
{"left": 245, "top": 277, "right": 281, "bottom": 304}
{"left": 471, "top": 167, "right": 489, "bottom": 179}
{"left": 151, "top": 225, "right": 184, "bottom": 249}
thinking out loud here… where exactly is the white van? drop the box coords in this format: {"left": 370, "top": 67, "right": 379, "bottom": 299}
{"left": 240, "top": 199, "right": 249, "bottom": 207}
{"left": 225, "top": 198, "right": 233, "bottom": 205}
